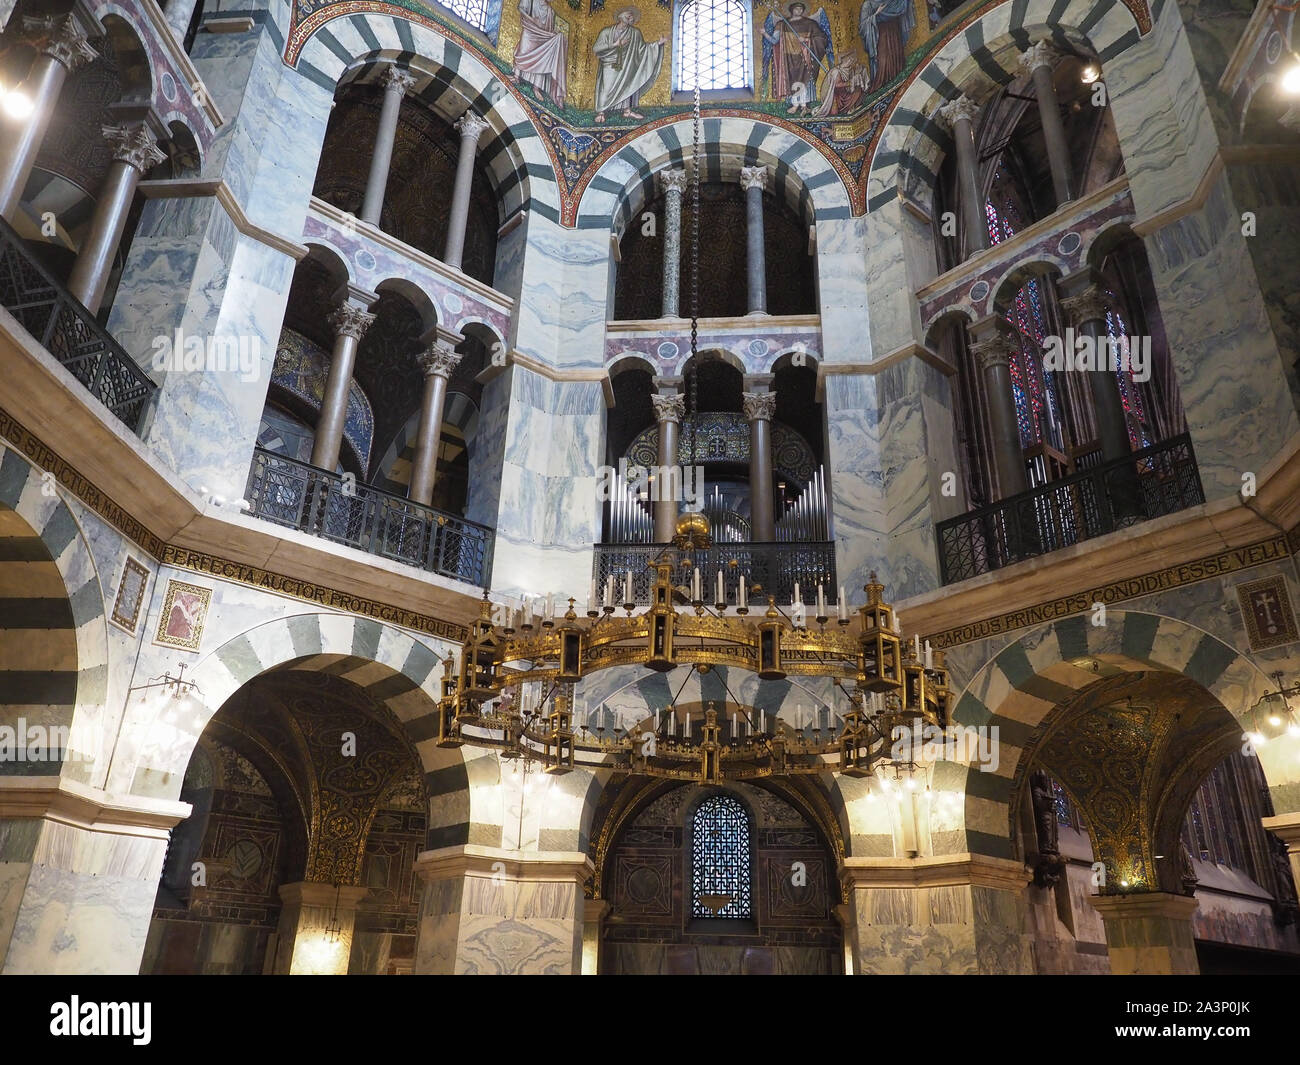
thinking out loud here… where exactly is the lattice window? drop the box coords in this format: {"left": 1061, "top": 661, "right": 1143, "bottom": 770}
{"left": 691, "top": 793, "right": 753, "bottom": 918}
{"left": 1104, "top": 299, "right": 1152, "bottom": 450}
{"left": 675, "top": 0, "right": 752, "bottom": 92}
{"left": 440, "top": 0, "right": 489, "bottom": 31}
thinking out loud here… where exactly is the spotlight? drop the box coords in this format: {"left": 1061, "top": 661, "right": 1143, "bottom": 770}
{"left": 1081, "top": 64, "right": 1102, "bottom": 85}
{"left": 1, "top": 87, "right": 34, "bottom": 119}
{"left": 1269, "top": 714, "right": 1283, "bottom": 727}
{"left": 1283, "top": 61, "right": 1300, "bottom": 97}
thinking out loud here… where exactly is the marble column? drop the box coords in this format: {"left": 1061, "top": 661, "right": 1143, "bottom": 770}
{"left": 840, "top": 854, "right": 1033, "bottom": 974}
{"left": 1017, "top": 42, "right": 1074, "bottom": 207}
{"left": 273, "top": 882, "right": 370, "bottom": 975}
{"left": 0, "top": 15, "right": 98, "bottom": 221}
{"left": 408, "top": 334, "right": 463, "bottom": 507}
{"left": 743, "top": 389, "right": 777, "bottom": 542}
{"left": 163, "top": 0, "right": 200, "bottom": 43}
{"left": 1059, "top": 275, "right": 1130, "bottom": 463}
{"left": 311, "top": 293, "right": 377, "bottom": 471}
{"left": 658, "top": 168, "right": 688, "bottom": 318}
{"left": 1088, "top": 892, "right": 1200, "bottom": 975}
{"left": 444, "top": 111, "right": 490, "bottom": 272}
{"left": 412, "top": 845, "right": 593, "bottom": 974}
{"left": 739, "top": 165, "right": 769, "bottom": 315}
{"left": 66, "top": 121, "right": 166, "bottom": 313}
{"left": 968, "top": 318, "right": 1028, "bottom": 498}
{"left": 651, "top": 388, "right": 685, "bottom": 543}
{"left": 936, "top": 95, "right": 990, "bottom": 257}
{"left": 360, "top": 65, "right": 416, "bottom": 227}
{"left": 581, "top": 898, "right": 610, "bottom": 974}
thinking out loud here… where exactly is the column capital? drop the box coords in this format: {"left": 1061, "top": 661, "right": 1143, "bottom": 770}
{"left": 1059, "top": 284, "right": 1112, "bottom": 327}
{"left": 739, "top": 165, "right": 769, "bottom": 192}
{"left": 329, "top": 302, "right": 377, "bottom": 340}
{"left": 658, "top": 168, "right": 689, "bottom": 195}
{"left": 1017, "top": 40, "right": 1062, "bottom": 77}
{"left": 417, "top": 342, "right": 463, "bottom": 379}
{"left": 651, "top": 393, "right": 686, "bottom": 424}
{"left": 380, "top": 64, "right": 417, "bottom": 95}
{"left": 455, "top": 110, "right": 490, "bottom": 144}
{"left": 651, "top": 374, "right": 683, "bottom": 392}
{"left": 970, "top": 330, "right": 1020, "bottom": 372}
{"left": 742, "top": 391, "right": 777, "bottom": 422}
{"left": 23, "top": 15, "right": 99, "bottom": 71}
{"left": 935, "top": 94, "right": 982, "bottom": 131}
{"left": 102, "top": 124, "right": 167, "bottom": 174}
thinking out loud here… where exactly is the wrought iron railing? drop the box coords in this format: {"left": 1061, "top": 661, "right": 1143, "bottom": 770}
{"left": 0, "top": 214, "right": 156, "bottom": 432}
{"left": 936, "top": 433, "right": 1204, "bottom": 585}
{"left": 246, "top": 448, "right": 494, "bottom": 586}
{"left": 593, "top": 540, "right": 837, "bottom": 605}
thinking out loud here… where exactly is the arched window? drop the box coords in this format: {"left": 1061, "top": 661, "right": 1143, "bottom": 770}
{"left": 675, "top": 0, "right": 752, "bottom": 92}
{"left": 691, "top": 793, "right": 753, "bottom": 918}
{"left": 441, "top": 0, "right": 490, "bottom": 32}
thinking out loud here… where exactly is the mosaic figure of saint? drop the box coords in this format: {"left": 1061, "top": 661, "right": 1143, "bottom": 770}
{"left": 511, "top": 0, "right": 569, "bottom": 108}
{"left": 858, "top": 0, "right": 915, "bottom": 91}
{"left": 593, "top": 7, "right": 666, "bottom": 123}
{"left": 761, "top": 2, "right": 833, "bottom": 113}
{"left": 814, "top": 51, "right": 869, "bottom": 116}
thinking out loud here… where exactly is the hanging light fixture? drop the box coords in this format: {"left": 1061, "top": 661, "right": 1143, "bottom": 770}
{"left": 323, "top": 883, "right": 343, "bottom": 944}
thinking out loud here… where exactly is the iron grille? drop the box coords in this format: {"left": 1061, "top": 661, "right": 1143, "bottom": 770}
{"left": 0, "top": 214, "right": 156, "bottom": 432}
{"left": 245, "top": 447, "right": 494, "bottom": 586}
{"left": 691, "top": 793, "right": 753, "bottom": 918}
{"left": 936, "top": 433, "right": 1204, "bottom": 585}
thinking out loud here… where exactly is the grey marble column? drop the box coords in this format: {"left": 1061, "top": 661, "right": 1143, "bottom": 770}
{"left": 311, "top": 295, "right": 377, "bottom": 471}
{"left": 658, "top": 169, "right": 687, "bottom": 318}
{"left": 361, "top": 65, "right": 416, "bottom": 226}
{"left": 163, "top": 0, "right": 200, "bottom": 43}
{"left": 936, "top": 95, "right": 990, "bottom": 257}
{"left": 409, "top": 335, "right": 463, "bottom": 506}
{"left": 66, "top": 122, "right": 166, "bottom": 313}
{"left": 444, "top": 111, "right": 490, "bottom": 271}
{"left": 1059, "top": 275, "right": 1130, "bottom": 463}
{"left": 969, "top": 320, "right": 1028, "bottom": 499}
{"left": 0, "top": 16, "right": 97, "bottom": 221}
{"left": 743, "top": 390, "right": 777, "bottom": 541}
{"left": 739, "top": 165, "right": 769, "bottom": 316}
{"left": 1018, "top": 42, "right": 1075, "bottom": 208}
{"left": 650, "top": 389, "right": 685, "bottom": 542}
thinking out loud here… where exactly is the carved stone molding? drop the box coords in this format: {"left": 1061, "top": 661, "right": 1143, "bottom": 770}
{"left": 102, "top": 125, "right": 167, "bottom": 174}
{"left": 1017, "top": 40, "right": 1062, "bottom": 77}
{"left": 455, "top": 110, "right": 490, "bottom": 143}
{"left": 417, "top": 343, "right": 463, "bottom": 379}
{"left": 650, "top": 393, "right": 686, "bottom": 424}
{"left": 1060, "top": 286, "right": 1112, "bottom": 327}
{"left": 23, "top": 15, "right": 98, "bottom": 71}
{"left": 380, "top": 65, "right": 417, "bottom": 95}
{"left": 658, "top": 168, "right": 689, "bottom": 195}
{"left": 328, "top": 303, "right": 377, "bottom": 340}
{"left": 935, "top": 94, "right": 982, "bottom": 131}
{"left": 971, "top": 332, "right": 1019, "bottom": 373}
{"left": 739, "top": 165, "right": 769, "bottom": 192}
{"left": 742, "top": 391, "right": 777, "bottom": 421}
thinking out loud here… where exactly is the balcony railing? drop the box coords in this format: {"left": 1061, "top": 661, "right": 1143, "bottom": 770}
{"left": 593, "top": 540, "right": 837, "bottom": 606}
{"left": 936, "top": 433, "right": 1204, "bottom": 585}
{"left": 246, "top": 448, "right": 493, "bottom": 587}
{"left": 0, "top": 215, "right": 156, "bottom": 432}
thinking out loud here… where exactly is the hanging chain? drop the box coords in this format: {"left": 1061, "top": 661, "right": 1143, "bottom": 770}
{"left": 689, "top": 4, "right": 702, "bottom": 467}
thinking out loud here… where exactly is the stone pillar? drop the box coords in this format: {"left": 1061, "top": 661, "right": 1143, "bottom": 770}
{"left": 1262, "top": 811, "right": 1300, "bottom": 895}
{"left": 650, "top": 388, "right": 685, "bottom": 543}
{"left": 412, "top": 845, "right": 593, "bottom": 974}
{"left": 273, "top": 882, "right": 370, "bottom": 975}
{"left": 444, "top": 111, "right": 490, "bottom": 272}
{"left": 0, "top": 779, "right": 188, "bottom": 974}
{"left": 840, "top": 854, "right": 1033, "bottom": 974}
{"left": 1018, "top": 42, "right": 1075, "bottom": 207}
{"left": 658, "top": 168, "right": 688, "bottom": 318}
{"left": 0, "top": 15, "right": 98, "bottom": 221}
{"left": 408, "top": 334, "right": 463, "bottom": 507}
{"left": 582, "top": 898, "right": 610, "bottom": 974}
{"left": 310, "top": 292, "right": 377, "bottom": 471}
{"left": 360, "top": 65, "right": 416, "bottom": 227}
{"left": 739, "top": 165, "right": 769, "bottom": 315}
{"left": 1088, "top": 892, "right": 1200, "bottom": 975}
{"left": 66, "top": 120, "right": 166, "bottom": 313}
{"left": 163, "top": 0, "right": 200, "bottom": 43}
{"left": 1059, "top": 274, "right": 1130, "bottom": 463}
{"left": 743, "top": 389, "right": 777, "bottom": 542}
{"left": 936, "top": 95, "right": 989, "bottom": 257}
{"left": 969, "top": 318, "right": 1028, "bottom": 498}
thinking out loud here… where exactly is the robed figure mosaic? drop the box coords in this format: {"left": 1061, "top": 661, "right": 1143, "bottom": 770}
{"left": 593, "top": 7, "right": 667, "bottom": 122}
{"left": 761, "top": 2, "right": 832, "bottom": 114}
{"left": 512, "top": 0, "right": 569, "bottom": 108}
{"left": 859, "top": 0, "right": 914, "bottom": 90}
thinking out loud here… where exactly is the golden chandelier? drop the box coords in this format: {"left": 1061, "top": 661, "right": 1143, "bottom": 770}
{"left": 436, "top": 544, "right": 952, "bottom": 784}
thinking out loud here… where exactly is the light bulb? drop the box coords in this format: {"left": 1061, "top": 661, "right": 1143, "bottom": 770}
{"left": 1283, "top": 62, "right": 1300, "bottom": 96}
{"left": 1081, "top": 65, "right": 1101, "bottom": 84}
{"left": 1249, "top": 731, "right": 1267, "bottom": 747}
{"left": 1287, "top": 722, "right": 1300, "bottom": 738}
{"left": 3, "top": 89, "right": 34, "bottom": 119}
{"left": 1269, "top": 714, "right": 1283, "bottom": 727}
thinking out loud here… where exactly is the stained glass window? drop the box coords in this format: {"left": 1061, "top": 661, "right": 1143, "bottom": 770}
{"left": 985, "top": 184, "right": 1062, "bottom": 450}
{"left": 691, "top": 793, "right": 753, "bottom": 918}
{"left": 676, "top": 0, "right": 751, "bottom": 92}
{"left": 1104, "top": 299, "right": 1152, "bottom": 450}
{"left": 1050, "top": 779, "right": 1073, "bottom": 826}
{"left": 440, "top": 0, "right": 489, "bottom": 31}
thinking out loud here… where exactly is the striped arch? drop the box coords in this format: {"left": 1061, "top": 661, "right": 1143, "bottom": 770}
{"left": 939, "top": 610, "right": 1298, "bottom": 863}
{"left": 865, "top": 0, "right": 1147, "bottom": 216}
{"left": 0, "top": 444, "right": 108, "bottom": 785}
{"left": 290, "top": 16, "right": 560, "bottom": 222}
{"left": 577, "top": 117, "right": 853, "bottom": 236}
